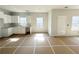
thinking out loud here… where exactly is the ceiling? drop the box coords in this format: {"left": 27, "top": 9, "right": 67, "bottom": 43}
{"left": 0, "top": 5, "right": 79, "bottom": 12}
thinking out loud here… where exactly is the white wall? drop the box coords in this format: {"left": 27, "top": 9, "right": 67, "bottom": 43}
{"left": 48, "top": 11, "right": 51, "bottom": 35}
{"left": 50, "top": 9, "right": 79, "bottom": 36}
{"left": 48, "top": 10, "right": 53, "bottom": 36}
{"left": 48, "top": 10, "right": 58, "bottom": 36}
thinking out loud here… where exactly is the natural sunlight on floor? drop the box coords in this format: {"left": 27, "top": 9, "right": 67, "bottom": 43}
{"left": 9, "top": 38, "right": 20, "bottom": 42}
{"left": 34, "top": 34, "right": 45, "bottom": 42}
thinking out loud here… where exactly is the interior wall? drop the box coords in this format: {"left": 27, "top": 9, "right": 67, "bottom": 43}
{"left": 11, "top": 12, "right": 48, "bottom": 34}
{"left": 48, "top": 11, "right": 52, "bottom": 36}
{"left": 48, "top": 10, "right": 56, "bottom": 36}
{"left": 51, "top": 9, "right": 79, "bottom": 36}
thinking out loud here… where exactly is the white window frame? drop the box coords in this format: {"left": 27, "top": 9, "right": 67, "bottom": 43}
{"left": 71, "top": 16, "right": 79, "bottom": 31}
{"left": 36, "top": 17, "right": 44, "bottom": 28}
{"left": 18, "top": 16, "right": 27, "bottom": 27}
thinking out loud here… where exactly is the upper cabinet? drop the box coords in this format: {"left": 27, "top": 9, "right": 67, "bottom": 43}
{"left": 4, "top": 14, "right": 11, "bottom": 23}
{"left": 0, "top": 11, "right": 12, "bottom": 23}
{"left": 0, "top": 11, "right": 5, "bottom": 18}
{"left": 11, "top": 16, "right": 18, "bottom": 23}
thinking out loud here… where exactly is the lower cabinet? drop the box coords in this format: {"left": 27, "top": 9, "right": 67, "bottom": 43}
{"left": 13, "top": 26, "right": 26, "bottom": 34}
{"left": 1, "top": 28, "right": 13, "bottom": 37}
{"left": 0, "top": 28, "right": 2, "bottom": 37}
{"left": 0, "top": 26, "right": 30, "bottom": 37}
{"left": 8, "top": 28, "right": 13, "bottom": 36}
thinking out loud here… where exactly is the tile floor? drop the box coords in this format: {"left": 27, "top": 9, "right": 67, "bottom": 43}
{"left": 0, "top": 33, "right": 79, "bottom": 54}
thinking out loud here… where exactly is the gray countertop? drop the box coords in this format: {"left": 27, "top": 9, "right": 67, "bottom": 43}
{"left": 1, "top": 23, "right": 30, "bottom": 29}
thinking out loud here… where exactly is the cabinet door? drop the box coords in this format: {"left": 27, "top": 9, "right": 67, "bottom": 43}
{"left": 0, "top": 19, "right": 4, "bottom": 37}
{"left": 8, "top": 28, "right": 13, "bottom": 36}
{"left": 57, "top": 16, "right": 67, "bottom": 35}
{"left": 4, "top": 15, "right": 11, "bottom": 23}
{"left": 1, "top": 29, "right": 8, "bottom": 37}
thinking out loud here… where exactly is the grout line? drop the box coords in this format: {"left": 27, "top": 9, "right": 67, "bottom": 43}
{"left": 47, "top": 38, "right": 55, "bottom": 54}
{"left": 1, "top": 45, "right": 79, "bottom": 48}
{"left": 51, "top": 45, "right": 79, "bottom": 46}
{"left": 12, "top": 37, "right": 26, "bottom": 54}
{"left": 33, "top": 39, "right": 36, "bottom": 54}
{"left": 18, "top": 46, "right": 50, "bottom": 47}
{"left": 59, "top": 39, "right": 76, "bottom": 54}
{"left": 2, "top": 40, "right": 11, "bottom": 47}
{"left": 33, "top": 44, "right": 36, "bottom": 54}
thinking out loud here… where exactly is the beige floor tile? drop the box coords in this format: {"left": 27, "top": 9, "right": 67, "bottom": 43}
{"left": 60, "top": 37, "right": 79, "bottom": 45}
{"left": 1, "top": 33, "right": 79, "bottom": 54}
{"left": 4, "top": 42, "right": 21, "bottom": 47}
{"left": 0, "top": 40, "right": 10, "bottom": 47}
{"left": 4, "top": 39, "right": 25, "bottom": 47}
{"left": 36, "top": 43, "right": 49, "bottom": 47}
{"left": 49, "top": 39, "right": 65, "bottom": 46}
{"left": 35, "top": 47, "right": 53, "bottom": 54}
{"left": 15, "top": 47, "right": 34, "bottom": 54}
{"left": 20, "top": 40, "right": 34, "bottom": 46}
{"left": 69, "top": 46, "right": 79, "bottom": 54}
{"left": 53, "top": 46, "right": 73, "bottom": 54}
{"left": 21, "top": 43, "right": 34, "bottom": 47}
{"left": 0, "top": 47, "right": 16, "bottom": 54}
{"left": 36, "top": 40, "right": 49, "bottom": 46}
{"left": 22, "top": 37, "right": 36, "bottom": 43}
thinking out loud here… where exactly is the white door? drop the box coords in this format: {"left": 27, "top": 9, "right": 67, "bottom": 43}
{"left": 57, "top": 16, "right": 67, "bottom": 35}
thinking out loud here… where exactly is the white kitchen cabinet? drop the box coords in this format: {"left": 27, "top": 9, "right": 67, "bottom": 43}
{"left": 0, "top": 18, "right": 4, "bottom": 37}
{"left": 0, "top": 12, "right": 4, "bottom": 18}
{"left": 11, "top": 16, "right": 18, "bottom": 23}
{"left": 0, "top": 28, "right": 2, "bottom": 37}
{"left": 1, "top": 28, "right": 13, "bottom": 37}
{"left": 4, "top": 15, "right": 11, "bottom": 23}
{"left": 13, "top": 26, "right": 26, "bottom": 34}
{"left": 0, "top": 11, "right": 14, "bottom": 37}
{"left": 8, "top": 28, "right": 13, "bottom": 36}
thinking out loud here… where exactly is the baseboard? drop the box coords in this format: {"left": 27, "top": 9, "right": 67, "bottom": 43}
{"left": 31, "top": 32, "right": 48, "bottom": 34}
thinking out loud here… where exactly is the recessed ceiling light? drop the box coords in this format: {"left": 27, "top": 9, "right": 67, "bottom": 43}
{"left": 64, "top": 6, "right": 68, "bottom": 8}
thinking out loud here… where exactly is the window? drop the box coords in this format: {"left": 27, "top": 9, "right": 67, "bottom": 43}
{"left": 71, "top": 16, "right": 79, "bottom": 31}
{"left": 18, "top": 16, "right": 27, "bottom": 27}
{"left": 36, "top": 17, "right": 43, "bottom": 28}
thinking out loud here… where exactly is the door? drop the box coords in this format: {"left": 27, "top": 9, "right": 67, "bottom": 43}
{"left": 57, "top": 16, "right": 67, "bottom": 35}
{"left": 35, "top": 16, "right": 44, "bottom": 32}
